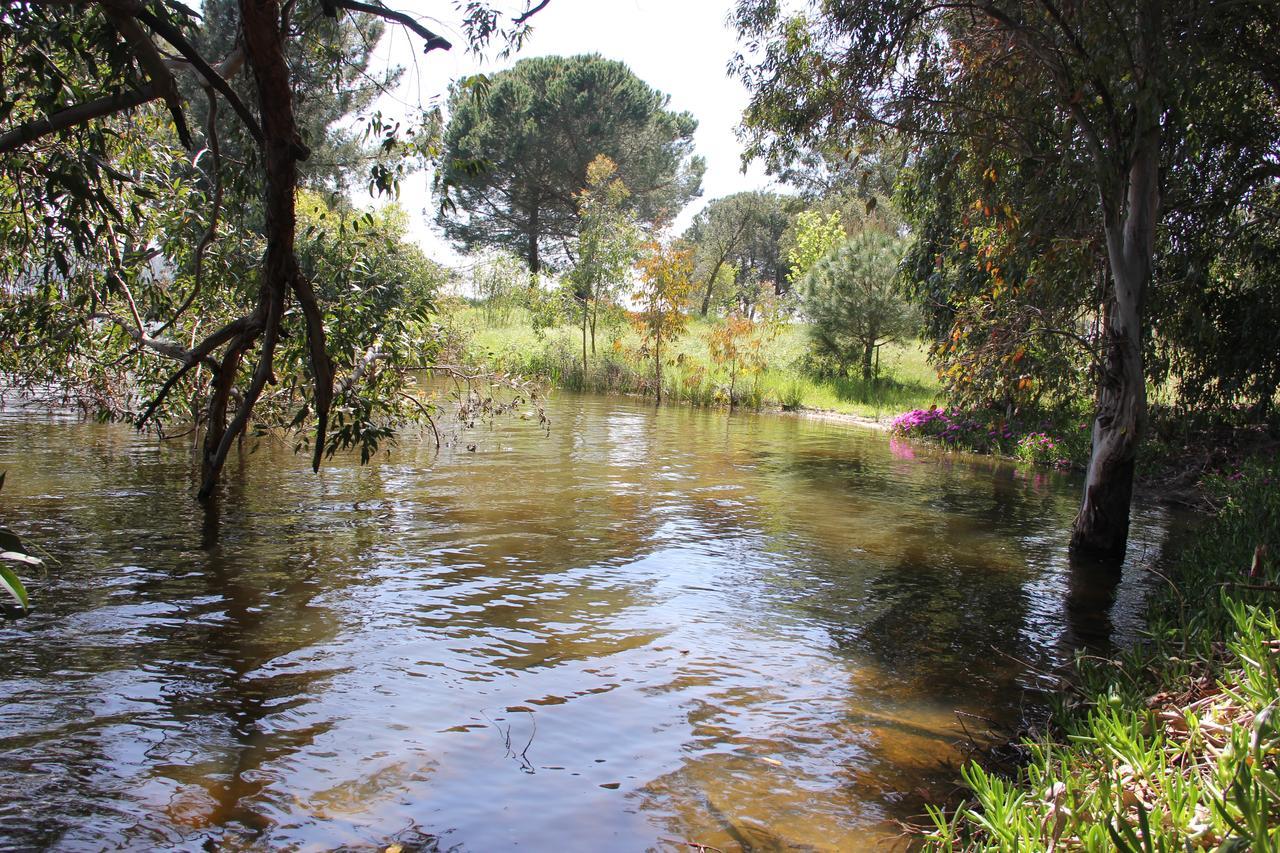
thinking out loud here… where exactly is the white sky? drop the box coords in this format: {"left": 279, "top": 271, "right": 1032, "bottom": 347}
{"left": 365, "top": 0, "right": 778, "bottom": 265}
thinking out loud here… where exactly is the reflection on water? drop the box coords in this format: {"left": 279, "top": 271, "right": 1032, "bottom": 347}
{"left": 0, "top": 393, "right": 1173, "bottom": 850}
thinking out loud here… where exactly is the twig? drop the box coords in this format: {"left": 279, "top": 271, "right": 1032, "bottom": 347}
{"left": 657, "top": 838, "right": 726, "bottom": 853}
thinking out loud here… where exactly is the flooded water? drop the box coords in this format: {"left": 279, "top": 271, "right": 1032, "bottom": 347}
{"left": 0, "top": 392, "right": 1173, "bottom": 851}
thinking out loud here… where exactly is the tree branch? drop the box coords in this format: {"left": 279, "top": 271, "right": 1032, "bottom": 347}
{"left": 100, "top": 3, "right": 193, "bottom": 148}
{"left": 133, "top": 6, "right": 264, "bottom": 143}
{"left": 329, "top": 0, "right": 452, "bottom": 51}
{"left": 512, "top": 0, "right": 550, "bottom": 26}
{"left": 0, "top": 86, "right": 160, "bottom": 154}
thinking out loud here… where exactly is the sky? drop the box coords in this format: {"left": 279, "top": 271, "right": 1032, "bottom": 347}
{"left": 365, "top": 0, "right": 779, "bottom": 265}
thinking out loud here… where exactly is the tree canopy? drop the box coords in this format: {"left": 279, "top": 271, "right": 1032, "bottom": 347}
{"left": 437, "top": 54, "right": 705, "bottom": 273}
{"left": 0, "top": 0, "right": 546, "bottom": 500}
{"left": 734, "top": 0, "right": 1280, "bottom": 559}
{"left": 802, "top": 229, "right": 917, "bottom": 381}
{"left": 681, "top": 191, "right": 795, "bottom": 317}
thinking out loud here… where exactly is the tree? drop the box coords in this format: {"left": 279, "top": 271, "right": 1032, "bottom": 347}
{"left": 567, "top": 155, "right": 641, "bottom": 371}
{"left": 734, "top": 0, "right": 1280, "bottom": 559}
{"left": 437, "top": 54, "right": 705, "bottom": 273}
{"left": 0, "top": 0, "right": 547, "bottom": 501}
{"left": 803, "top": 230, "right": 917, "bottom": 381}
{"left": 786, "top": 210, "right": 846, "bottom": 287}
{"left": 632, "top": 240, "right": 694, "bottom": 405}
{"left": 682, "top": 191, "right": 794, "bottom": 316}
{"left": 707, "top": 297, "right": 782, "bottom": 408}
{"left": 193, "top": 0, "right": 404, "bottom": 193}
{"left": 472, "top": 250, "right": 528, "bottom": 327}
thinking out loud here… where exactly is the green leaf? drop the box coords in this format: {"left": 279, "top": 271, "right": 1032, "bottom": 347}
{"left": 0, "top": 563, "right": 28, "bottom": 610}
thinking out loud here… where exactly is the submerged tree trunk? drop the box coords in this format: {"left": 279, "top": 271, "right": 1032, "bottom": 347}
{"left": 1071, "top": 133, "right": 1160, "bottom": 561}
{"left": 201, "top": 0, "right": 316, "bottom": 500}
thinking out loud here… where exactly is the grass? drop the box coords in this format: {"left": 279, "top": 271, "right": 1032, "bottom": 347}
{"left": 443, "top": 304, "right": 941, "bottom": 420}
{"left": 921, "top": 455, "right": 1280, "bottom": 851}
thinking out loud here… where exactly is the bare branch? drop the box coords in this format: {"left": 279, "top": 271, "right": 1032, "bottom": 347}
{"left": 136, "top": 314, "right": 255, "bottom": 427}
{"left": 329, "top": 0, "right": 452, "bottom": 51}
{"left": 512, "top": 0, "right": 550, "bottom": 26}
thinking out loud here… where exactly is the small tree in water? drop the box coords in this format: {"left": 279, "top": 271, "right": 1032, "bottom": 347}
{"left": 802, "top": 230, "right": 916, "bottom": 382}
{"left": 633, "top": 241, "right": 694, "bottom": 404}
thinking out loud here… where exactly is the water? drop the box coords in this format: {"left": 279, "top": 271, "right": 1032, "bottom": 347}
{"left": 0, "top": 393, "right": 1174, "bottom": 851}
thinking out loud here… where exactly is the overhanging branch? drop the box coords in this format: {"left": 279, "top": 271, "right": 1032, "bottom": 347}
{"left": 0, "top": 86, "right": 160, "bottom": 154}
{"left": 329, "top": 0, "right": 452, "bottom": 51}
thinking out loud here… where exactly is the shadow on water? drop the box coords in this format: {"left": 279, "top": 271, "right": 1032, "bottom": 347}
{"left": 0, "top": 395, "right": 1177, "bottom": 851}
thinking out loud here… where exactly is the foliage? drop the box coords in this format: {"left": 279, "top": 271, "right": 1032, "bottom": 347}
{"left": 896, "top": 129, "right": 1101, "bottom": 414}
{"left": 472, "top": 250, "right": 529, "bottom": 327}
{"left": 452, "top": 303, "right": 941, "bottom": 418}
{"left": 292, "top": 193, "right": 450, "bottom": 462}
{"left": 786, "top": 210, "right": 845, "bottom": 286}
{"left": 567, "top": 155, "right": 642, "bottom": 368}
{"left": 923, "top": 456, "right": 1280, "bottom": 850}
{"left": 706, "top": 298, "right": 783, "bottom": 408}
{"left": 681, "top": 191, "right": 796, "bottom": 315}
{"left": 437, "top": 54, "right": 704, "bottom": 273}
{"left": 1152, "top": 180, "right": 1280, "bottom": 417}
{"left": 802, "top": 229, "right": 917, "bottom": 381}
{"left": 632, "top": 240, "right": 695, "bottom": 403}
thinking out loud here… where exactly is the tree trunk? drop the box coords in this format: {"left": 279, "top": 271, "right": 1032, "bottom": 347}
{"left": 589, "top": 296, "right": 597, "bottom": 354}
{"left": 654, "top": 328, "right": 662, "bottom": 405}
{"left": 1070, "top": 137, "right": 1160, "bottom": 561}
{"left": 861, "top": 338, "right": 875, "bottom": 382}
{"left": 581, "top": 298, "right": 588, "bottom": 374}
{"left": 699, "top": 258, "right": 725, "bottom": 317}
{"left": 527, "top": 206, "right": 540, "bottom": 275}
{"left": 200, "top": 0, "right": 302, "bottom": 500}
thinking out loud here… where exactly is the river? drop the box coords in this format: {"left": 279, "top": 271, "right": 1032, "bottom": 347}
{"left": 0, "top": 391, "right": 1174, "bottom": 851}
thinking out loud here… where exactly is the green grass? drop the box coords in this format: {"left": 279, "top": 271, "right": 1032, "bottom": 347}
{"left": 446, "top": 305, "right": 941, "bottom": 420}
{"left": 922, "top": 456, "right": 1280, "bottom": 851}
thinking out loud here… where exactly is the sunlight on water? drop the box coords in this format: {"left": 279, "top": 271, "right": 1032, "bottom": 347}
{"left": 0, "top": 392, "right": 1174, "bottom": 850}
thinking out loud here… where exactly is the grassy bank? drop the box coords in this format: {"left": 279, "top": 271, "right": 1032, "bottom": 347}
{"left": 444, "top": 304, "right": 940, "bottom": 420}
{"left": 922, "top": 456, "right": 1280, "bottom": 850}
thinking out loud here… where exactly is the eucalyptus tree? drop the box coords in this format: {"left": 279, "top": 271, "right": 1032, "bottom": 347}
{"left": 437, "top": 54, "right": 705, "bottom": 273}
{"left": 734, "top": 0, "right": 1280, "bottom": 559}
{"left": 0, "top": 0, "right": 547, "bottom": 501}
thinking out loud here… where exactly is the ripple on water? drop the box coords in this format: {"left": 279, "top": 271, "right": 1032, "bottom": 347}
{"left": 0, "top": 392, "right": 1174, "bottom": 850}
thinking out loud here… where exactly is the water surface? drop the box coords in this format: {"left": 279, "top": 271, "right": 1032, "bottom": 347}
{"left": 0, "top": 393, "right": 1172, "bottom": 850}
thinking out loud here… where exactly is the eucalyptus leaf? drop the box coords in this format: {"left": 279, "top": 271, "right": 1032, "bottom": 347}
{"left": 0, "top": 563, "right": 28, "bottom": 610}
{"left": 0, "top": 550, "right": 42, "bottom": 567}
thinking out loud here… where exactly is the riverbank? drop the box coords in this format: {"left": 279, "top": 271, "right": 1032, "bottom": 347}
{"left": 443, "top": 304, "right": 941, "bottom": 421}
{"left": 920, "top": 454, "right": 1280, "bottom": 850}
